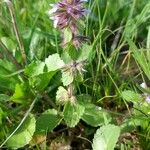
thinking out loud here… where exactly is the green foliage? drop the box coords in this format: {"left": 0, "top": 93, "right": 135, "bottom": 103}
{"left": 128, "top": 40, "right": 150, "bottom": 80}
{"left": 82, "top": 105, "right": 111, "bottom": 127}
{"left": 78, "top": 44, "right": 93, "bottom": 62}
{"left": 11, "top": 83, "right": 32, "bottom": 104}
{"left": 124, "top": 2, "right": 150, "bottom": 38}
{"left": 78, "top": 94, "right": 112, "bottom": 127}
{"left": 63, "top": 28, "right": 73, "bottom": 44}
{"left": 63, "top": 101, "right": 85, "bottom": 127}
{"left": 24, "top": 61, "right": 45, "bottom": 77}
{"left": 121, "top": 90, "right": 142, "bottom": 103}
{"left": 56, "top": 86, "right": 69, "bottom": 105}
{"left": 45, "top": 54, "right": 65, "bottom": 72}
{"left": 29, "top": 72, "right": 56, "bottom": 91}
{"left": 1, "top": 0, "right": 150, "bottom": 149}
{"left": 35, "top": 109, "right": 62, "bottom": 134}
{"left": 61, "top": 70, "right": 74, "bottom": 86}
{"left": 6, "top": 114, "right": 36, "bottom": 149}
{"left": 92, "top": 124, "right": 120, "bottom": 150}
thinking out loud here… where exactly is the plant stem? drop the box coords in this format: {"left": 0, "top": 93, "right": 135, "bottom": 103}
{"left": 0, "top": 39, "right": 22, "bottom": 69}
{"left": 5, "top": 0, "right": 27, "bottom": 64}
{"left": 0, "top": 96, "right": 39, "bottom": 148}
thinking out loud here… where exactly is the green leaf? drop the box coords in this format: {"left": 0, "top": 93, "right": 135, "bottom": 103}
{"left": 11, "top": 83, "right": 32, "bottom": 104}
{"left": 29, "top": 72, "right": 56, "bottom": 91}
{"left": 121, "top": 90, "right": 141, "bottom": 103}
{"left": 35, "top": 109, "right": 62, "bottom": 134}
{"left": 63, "top": 102, "right": 85, "bottom": 127}
{"left": 0, "top": 94, "right": 10, "bottom": 102}
{"left": 56, "top": 86, "right": 69, "bottom": 105}
{"left": 78, "top": 44, "right": 93, "bottom": 62}
{"left": 29, "top": 28, "right": 43, "bottom": 60}
{"left": 92, "top": 124, "right": 120, "bottom": 150}
{"left": 78, "top": 94, "right": 111, "bottom": 127}
{"left": 0, "top": 107, "right": 4, "bottom": 124}
{"left": 61, "top": 51, "right": 73, "bottom": 64}
{"left": 24, "top": 61, "right": 45, "bottom": 77}
{"left": 0, "top": 59, "right": 16, "bottom": 72}
{"left": 68, "top": 47, "right": 80, "bottom": 60}
{"left": 61, "top": 71, "right": 74, "bottom": 86}
{"left": 82, "top": 105, "right": 111, "bottom": 127}
{"left": 63, "top": 28, "right": 72, "bottom": 44}
{"left": 6, "top": 114, "right": 36, "bottom": 149}
{"left": 75, "top": 72, "right": 84, "bottom": 83}
{"left": 45, "top": 54, "right": 65, "bottom": 72}
{"left": 128, "top": 40, "right": 150, "bottom": 80}
{"left": 0, "top": 60, "right": 19, "bottom": 92}
{"left": 1, "top": 37, "right": 17, "bottom": 52}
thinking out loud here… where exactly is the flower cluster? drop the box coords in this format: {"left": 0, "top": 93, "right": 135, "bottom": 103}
{"left": 62, "top": 60, "right": 86, "bottom": 76}
{"left": 48, "top": 0, "right": 88, "bottom": 48}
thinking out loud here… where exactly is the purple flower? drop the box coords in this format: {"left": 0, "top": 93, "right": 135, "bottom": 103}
{"left": 48, "top": 0, "right": 87, "bottom": 33}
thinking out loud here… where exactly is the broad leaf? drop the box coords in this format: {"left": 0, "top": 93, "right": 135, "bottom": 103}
{"left": 121, "top": 90, "right": 141, "bottom": 103}
{"left": 35, "top": 109, "right": 62, "bottom": 134}
{"left": 61, "top": 71, "right": 74, "bottom": 86}
{"left": 24, "top": 61, "right": 45, "bottom": 77}
{"left": 45, "top": 54, "right": 65, "bottom": 72}
{"left": 11, "top": 83, "right": 32, "bottom": 104}
{"left": 29, "top": 72, "right": 56, "bottom": 91}
{"left": 78, "top": 94, "right": 111, "bottom": 127}
{"left": 56, "top": 86, "right": 69, "bottom": 105}
{"left": 82, "top": 106, "right": 111, "bottom": 127}
{"left": 6, "top": 114, "right": 36, "bottom": 149}
{"left": 63, "top": 102, "right": 85, "bottom": 127}
{"left": 78, "top": 44, "right": 93, "bottom": 62}
{"left": 92, "top": 124, "right": 120, "bottom": 150}
{"left": 61, "top": 51, "right": 72, "bottom": 64}
{"left": 63, "top": 28, "right": 72, "bottom": 44}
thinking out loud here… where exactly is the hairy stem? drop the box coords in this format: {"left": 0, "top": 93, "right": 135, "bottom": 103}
{"left": 5, "top": 0, "right": 27, "bottom": 63}
{"left": 0, "top": 39, "right": 22, "bottom": 69}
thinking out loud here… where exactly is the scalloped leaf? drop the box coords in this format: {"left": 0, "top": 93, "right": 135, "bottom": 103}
{"left": 77, "top": 95, "right": 111, "bottom": 127}
{"left": 35, "top": 109, "right": 62, "bottom": 134}
{"left": 82, "top": 106, "right": 111, "bottom": 127}
{"left": 61, "top": 71, "right": 74, "bottom": 86}
{"left": 56, "top": 86, "right": 69, "bottom": 105}
{"left": 63, "top": 102, "right": 85, "bottom": 127}
{"left": 92, "top": 124, "right": 120, "bottom": 150}
{"left": 6, "top": 114, "right": 36, "bottom": 149}
{"left": 45, "top": 54, "right": 65, "bottom": 72}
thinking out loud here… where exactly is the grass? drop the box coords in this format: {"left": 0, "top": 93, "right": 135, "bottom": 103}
{"left": 1, "top": 0, "right": 150, "bottom": 149}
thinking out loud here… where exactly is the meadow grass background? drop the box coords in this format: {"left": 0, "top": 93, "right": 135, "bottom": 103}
{"left": 1, "top": 0, "right": 150, "bottom": 149}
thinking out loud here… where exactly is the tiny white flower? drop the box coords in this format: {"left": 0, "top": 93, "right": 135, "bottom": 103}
{"left": 49, "top": 16, "right": 55, "bottom": 20}
{"left": 54, "top": 18, "right": 59, "bottom": 28}
{"left": 48, "top": 5, "right": 58, "bottom": 15}
{"left": 140, "top": 82, "right": 147, "bottom": 89}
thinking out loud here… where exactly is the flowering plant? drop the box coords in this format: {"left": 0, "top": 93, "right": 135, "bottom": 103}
{"left": 48, "top": 0, "right": 88, "bottom": 48}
